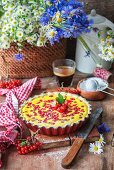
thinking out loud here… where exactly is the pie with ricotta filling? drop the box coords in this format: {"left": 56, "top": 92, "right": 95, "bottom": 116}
{"left": 19, "top": 92, "right": 91, "bottom": 130}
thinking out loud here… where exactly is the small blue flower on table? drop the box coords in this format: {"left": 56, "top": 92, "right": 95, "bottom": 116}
{"left": 97, "top": 123, "right": 110, "bottom": 134}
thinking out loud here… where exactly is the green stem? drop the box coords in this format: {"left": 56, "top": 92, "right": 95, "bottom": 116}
{"left": 78, "top": 36, "right": 90, "bottom": 51}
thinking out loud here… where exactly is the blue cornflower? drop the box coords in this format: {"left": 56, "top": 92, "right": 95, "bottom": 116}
{"left": 49, "top": 32, "right": 60, "bottom": 45}
{"left": 46, "top": 6, "right": 57, "bottom": 17}
{"left": 46, "top": 0, "right": 58, "bottom": 3}
{"left": 15, "top": 53, "right": 24, "bottom": 61}
{"left": 61, "top": 6, "right": 73, "bottom": 17}
{"left": 40, "top": 0, "right": 93, "bottom": 43}
{"left": 68, "top": 0, "right": 84, "bottom": 8}
{"left": 40, "top": 14, "right": 50, "bottom": 25}
{"left": 63, "top": 31, "right": 72, "bottom": 38}
{"left": 73, "top": 31, "right": 80, "bottom": 38}
{"left": 97, "top": 123, "right": 110, "bottom": 134}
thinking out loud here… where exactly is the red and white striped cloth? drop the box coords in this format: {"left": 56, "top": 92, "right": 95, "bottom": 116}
{"left": 0, "top": 77, "right": 41, "bottom": 150}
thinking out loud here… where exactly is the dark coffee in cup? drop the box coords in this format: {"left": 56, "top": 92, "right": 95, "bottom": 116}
{"left": 54, "top": 66, "right": 75, "bottom": 87}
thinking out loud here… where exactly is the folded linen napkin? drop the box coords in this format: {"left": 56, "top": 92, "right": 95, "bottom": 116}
{"left": 0, "top": 77, "right": 41, "bottom": 167}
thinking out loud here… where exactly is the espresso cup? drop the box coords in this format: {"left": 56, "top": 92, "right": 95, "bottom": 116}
{"left": 52, "top": 59, "right": 76, "bottom": 87}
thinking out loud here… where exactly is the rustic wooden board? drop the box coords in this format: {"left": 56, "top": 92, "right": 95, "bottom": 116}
{"left": 30, "top": 128, "right": 100, "bottom": 150}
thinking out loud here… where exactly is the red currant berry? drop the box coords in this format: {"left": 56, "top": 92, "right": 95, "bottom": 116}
{"left": 0, "top": 81, "right": 5, "bottom": 88}
{"left": 17, "top": 146, "right": 21, "bottom": 150}
{"left": 18, "top": 151, "right": 22, "bottom": 155}
{"left": 26, "top": 136, "right": 31, "bottom": 141}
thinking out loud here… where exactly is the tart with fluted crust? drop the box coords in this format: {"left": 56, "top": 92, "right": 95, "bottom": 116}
{"left": 19, "top": 92, "right": 91, "bottom": 135}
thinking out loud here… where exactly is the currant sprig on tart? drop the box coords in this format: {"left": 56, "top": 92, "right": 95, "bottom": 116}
{"left": 47, "top": 87, "right": 81, "bottom": 95}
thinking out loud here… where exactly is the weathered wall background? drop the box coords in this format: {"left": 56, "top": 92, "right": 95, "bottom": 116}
{"left": 84, "top": 0, "right": 114, "bottom": 22}
{"left": 67, "top": 0, "right": 114, "bottom": 60}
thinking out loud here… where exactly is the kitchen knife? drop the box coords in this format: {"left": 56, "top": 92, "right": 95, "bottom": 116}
{"left": 61, "top": 107, "right": 103, "bottom": 168}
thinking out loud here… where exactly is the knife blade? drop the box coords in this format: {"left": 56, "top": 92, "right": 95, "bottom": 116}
{"left": 61, "top": 107, "right": 103, "bottom": 168}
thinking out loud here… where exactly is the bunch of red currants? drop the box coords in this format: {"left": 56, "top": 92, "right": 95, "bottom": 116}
{"left": 15, "top": 136, "right": 42, "bottom": 155}
{"left": 0, "top": 79, "right": 22, "bottom": 89}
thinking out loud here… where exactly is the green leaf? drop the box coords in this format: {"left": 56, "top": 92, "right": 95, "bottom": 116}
{"left": 97, "top": 31, "right": 101, "bottom": 38}
{"left": 20, "top": 141, "right": 27, "bottom": 146}
{"left": 0, "top": 5, "right": 4, "bottom": 17}
{"left": 56, "top": 93, "right": 65, "bottom": 104}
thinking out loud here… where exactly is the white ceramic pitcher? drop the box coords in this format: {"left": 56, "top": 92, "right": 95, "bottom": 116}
{"left": 75, "top": 9, "right": 114, "bottom": 74}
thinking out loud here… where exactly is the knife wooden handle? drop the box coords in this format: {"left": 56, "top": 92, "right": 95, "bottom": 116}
{"left": 61, "top": 137, "right": 84, "bottom": 168}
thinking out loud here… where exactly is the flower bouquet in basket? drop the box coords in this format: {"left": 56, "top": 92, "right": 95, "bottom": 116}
{"left": 0, "top": 0, "right": 92, "bottom": 78}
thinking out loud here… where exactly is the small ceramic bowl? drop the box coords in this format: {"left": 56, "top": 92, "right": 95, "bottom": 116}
{"left": 77, "top": 78, "right": 107, "bottom": 100}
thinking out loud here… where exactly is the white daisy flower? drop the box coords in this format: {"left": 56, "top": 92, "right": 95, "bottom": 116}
{"left": 108, "top": 51, "right": 113, "bottom": 57}
{"left": 16, "top": 29, "right": 24, "bottom": 39}
{"left": 7, "top": 3, "right": 15, "bottom": 10}
{"left": 26, "top": 34, "right": 37, "bottom": 43}
{"left": 3, "top": 4, "right": 9, "bottom": 10}
{"left": 108, "top": 45, "right": 114, "bottom": 51}
{"left": 38, "top": 7, "right": 45, "bottom": 15}
{"left": 55, "top": 11, "right": 61, "bottom": 19}
{"left": 26, "top": 37, "right": 33, "bottom": 43}
{"left": 17, "top": 6, "right": 25, "bottom": 16}
{"left": 0, "top": 35, "right": 9, "bottom": 42}
{"left": 18, "top": 6, "right": 30, "bottom": 16}
{"left": 89, "top": 141, "right": 103, "bottom": 154}
{"left": 36, "top": 40, "right": 43, "bottom": 47}
{"left": 98, "top": 134, "right": 106, "bottom": 146}
{"left": 2, "top": 25, "right": 9, "bottom": 32}
{"left": 26, "top": 25, "right": 34, "bottom": 34}
{"left": 54, "top": 12, "right": 63, "bottom": 23}
{"left": 1, "top": 41, "right": 10, "bottom": 49}
{"left": 46, "top": 29, "right": 57, "bottom": 39}
{"left": 19, "top": 19, "right": 26, "bottom": 28}
{"left": 46, "top": 1, "right": 51, "bottom": 6}
{"left": 6, "top": 24, "right": 11, "bottom": 29}
{"left": 9, "top": 18, "right": 17, "bottom": 26}
{"left": 5, "top": 11, "right": 11, "bottom": 17}
{"left": 17, "top": 5, "right": 23, "bottom": 11}
{"left": 31, "top": 34, "right": 37, "bottom": 41}
{"left": 3, "top": 20, "right": 7, "bottom": 26}
{"left": 2, "top": 0, "right": 7, "bottom": 5}
{"left": 25, "top": 18, "right": 32, "bottom": 24}
{"left": 37, "top": 36, "right": 47, "bottom": 47}
{"left": 34, "top": 10, "right": 39, "bottom": 16}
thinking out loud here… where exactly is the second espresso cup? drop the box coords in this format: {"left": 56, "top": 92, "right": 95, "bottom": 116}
{"left": 52, "top": 59, "right": 76, "bottom": 87}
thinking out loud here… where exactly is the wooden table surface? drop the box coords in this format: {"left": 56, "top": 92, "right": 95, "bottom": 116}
{"left": 0, "top": 69, "right": 114, "bottom": 170}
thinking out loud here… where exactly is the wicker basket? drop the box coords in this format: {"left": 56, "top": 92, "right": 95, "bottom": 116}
{"left": 0, "top": 39, "right": 67, "bottom": 78}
